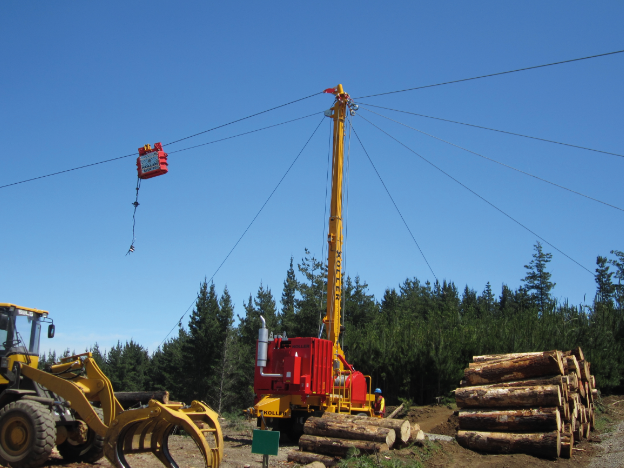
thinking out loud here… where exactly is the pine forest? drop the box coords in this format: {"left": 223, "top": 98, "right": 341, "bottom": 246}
{"left": 40, "top": 243, "right": 624, "bottom": 414}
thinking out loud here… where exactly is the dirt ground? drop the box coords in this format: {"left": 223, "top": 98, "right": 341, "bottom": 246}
{"left": 26, "top": 394, "right": 624, "bottom": 468}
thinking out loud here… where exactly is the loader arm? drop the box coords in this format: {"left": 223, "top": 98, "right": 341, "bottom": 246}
{"left": 19, "top": 355, "right": 223, "bottom": 467}
{"left": 20, "top": 362, "right": 111, "bottom": 437}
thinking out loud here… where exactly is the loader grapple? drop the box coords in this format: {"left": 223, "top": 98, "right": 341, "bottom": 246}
{"left": 104, "top": 400, "right": 223, "bottom": 468}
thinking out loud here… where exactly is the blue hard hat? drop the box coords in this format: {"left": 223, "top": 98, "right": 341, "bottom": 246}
{"left": 374, "top": 388, "right": 382, "bottom": 394}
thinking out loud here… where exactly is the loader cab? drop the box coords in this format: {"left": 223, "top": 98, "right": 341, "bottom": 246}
{"left": 0, "top": 304, "right": 52, "bottom": 360}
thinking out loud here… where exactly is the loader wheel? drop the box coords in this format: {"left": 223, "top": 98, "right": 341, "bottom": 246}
{"left": 0, "top": 400, "right": 56, "bottom": 468}
{"left": 58, "top": 407, "right": 105, "bottom": 463}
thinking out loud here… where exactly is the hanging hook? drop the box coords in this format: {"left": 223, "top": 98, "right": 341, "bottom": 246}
{"left": 127, "top": 177, "right": 141, "bottom": 255}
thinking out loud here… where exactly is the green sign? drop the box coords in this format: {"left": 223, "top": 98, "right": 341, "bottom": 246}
{"left": 251, "top": 429, "right": 280, "bottom": 456}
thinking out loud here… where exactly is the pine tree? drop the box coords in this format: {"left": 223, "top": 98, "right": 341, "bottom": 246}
{"left": 609, "top": 250, "right": 624, "bottom": 309}
{"left": 117, "top": 340, "right": 150, "bottom": 392}
{"left": 214, "top": 286, "right": 236, "bottom": 414}
{"left": 343, "top": 275, "right": 377, "bottom": 329}
{"left": 279, "top": 256, "right": 297, "bottom": 336}
{"left": 460, "top": 286, "right": 478, "bottom": 318}
{"left": 522, "top": 242, "right": 556, "bottom": 315}
{"left": 149, "top": 328, "right": 188, "bottom": 400}
{"left": 294, "top": 249, "right": 327, "bottom": 338}
{"left": 595, "top": 256, "right": 615, "bottom": 304}
{"left": 255, "top": 283, "right": 278, "bottom": 330}
{"left": 106, "top": 342, "right": 123, "bottom": 391}
{"left": 180, "top": 281, "right": 223, "bottom": 404}
{"left": 90, "top": 342, "right": 108, "bottom": 375}
{"left": 479, "top": 282, "right": 496, "bottom": 316}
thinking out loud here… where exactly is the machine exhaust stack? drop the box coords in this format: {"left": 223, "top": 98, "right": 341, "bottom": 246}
{"left": 257, "top": 316, "right": 269, "bottom": 367}
{"left": 257, "top": 315, "right": 282, "bottom": 378}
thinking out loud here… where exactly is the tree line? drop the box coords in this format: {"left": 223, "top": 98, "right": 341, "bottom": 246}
{"left": 40, "top": 243, "right": 624, "bottom": 412}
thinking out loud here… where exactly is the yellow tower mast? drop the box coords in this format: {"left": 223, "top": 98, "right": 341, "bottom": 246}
{"left": 324, "top": 84, "right": 350, "bottom": 359}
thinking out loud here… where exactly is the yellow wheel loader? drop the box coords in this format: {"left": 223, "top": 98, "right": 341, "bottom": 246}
{"left": 0, "top": 303, "right": 223, "bottom": 468}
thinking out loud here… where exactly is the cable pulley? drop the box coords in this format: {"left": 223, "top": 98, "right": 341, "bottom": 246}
{"left": 323, "top": 87, "right": 359, "bottom": 117}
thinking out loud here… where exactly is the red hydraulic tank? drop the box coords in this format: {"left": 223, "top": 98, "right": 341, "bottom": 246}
{"left": 137, "top": 142, "right": 169, "bottom": 179}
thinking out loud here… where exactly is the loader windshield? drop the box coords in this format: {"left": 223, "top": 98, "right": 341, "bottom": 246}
{"left": 0, "top": 309, "right": 42, "bottom": 355}
{"left": 15, "top": 314, "right": 41, "bottom": 355}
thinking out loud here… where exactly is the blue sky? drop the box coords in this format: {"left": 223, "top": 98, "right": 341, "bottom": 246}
{"left": 2, "top": 2, "right": 622, "bottom": 356}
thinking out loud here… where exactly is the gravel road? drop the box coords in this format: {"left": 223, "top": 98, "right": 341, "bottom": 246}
{"left": 588, "top": 420, "right": 624, "bottom": 468}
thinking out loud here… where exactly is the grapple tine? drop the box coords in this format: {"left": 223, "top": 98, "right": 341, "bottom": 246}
{"left": 104, "top": 400, "right": 223, "bottom": 468}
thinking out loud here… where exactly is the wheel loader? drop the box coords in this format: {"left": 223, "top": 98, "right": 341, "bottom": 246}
{"left": 0, "top": 303, "right": 223, "bottom": 468}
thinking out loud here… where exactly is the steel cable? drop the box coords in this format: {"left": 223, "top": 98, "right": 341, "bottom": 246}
{"left": 355, "top": 49, "right": 624, "bottom": 99}
{"left": 159, "top": 117, "right": 326, "bottom": 347}
{"left": 361, "top": 107, "right": 624, "bottom": 213}
{"left": 349, "top": 117, "right": 438, "bottom": 282}
{"left": 357, "top": 113, "right": 593, "bottom": 275}
{"left": 356, "top": 103, "right": 624, "bottom": 159}
{"left": 0, "top": 113, "right": 322, "bottom": 191}
{"left": 163, "top": 92, "right": 322, "bottom": 146}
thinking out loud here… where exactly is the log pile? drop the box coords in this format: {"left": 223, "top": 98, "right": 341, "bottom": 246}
{"left": 455, "top": 347, "right": 598, "bottom": 459}
{"left": 287, "top": 413, "right": 418, "bottom": 465}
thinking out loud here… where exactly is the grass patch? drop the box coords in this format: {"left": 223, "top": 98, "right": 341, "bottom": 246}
{"left": 595, "top": 414, "right": 613, "bottom": 433}
{"left": 594, "top": 395, "right": 615, "bottom": 434}
{"left": 412, "top": 440, "right": 442, "bottom": 463}
{"left": 220, "top": 412, "right": 252, "bottom": 432}
{"left": 336, "top": 440, "right": 443, "bottom": 468}
{"left": 337, "top": 452, "right": 421, "bottom": 468}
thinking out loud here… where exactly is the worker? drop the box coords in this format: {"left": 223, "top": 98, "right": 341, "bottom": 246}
{"left": 373, "top": 388, "right": 385, "bottom": 416}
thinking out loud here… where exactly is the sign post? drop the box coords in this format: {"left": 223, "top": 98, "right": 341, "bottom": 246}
{"left": 251, "top": 428, "right": 280, "bottom": 468}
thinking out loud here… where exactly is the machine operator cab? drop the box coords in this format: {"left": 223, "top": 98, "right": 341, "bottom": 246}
{"left": 0, "top": 303, "right": 55, "bottom": 377}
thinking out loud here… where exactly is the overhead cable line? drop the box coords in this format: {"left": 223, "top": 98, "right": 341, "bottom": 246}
{"left": 362, "top": 107, "right": 624, "bottom": 213}
{"left": 355, "top": 49, "right": 624, "bottom": 99}
{"left": 166, "top": 112, "right": 321, "bottom": 155}
{"left": 356, "top": 103, "right": 624, "bottom": 159}
{"left": 0, "top": 152, "right": 138, "bottom": 190}
{"left": 159, "top": 116, "right": 326, "bottom": 347}
{"left": 0, "top": 112, "right": 322, "bottom": 191}
{"left": 358, "top": 113, "right": 593, "bottom": 275}
{"left": 349, "top": 118, "right": 438, "bottom": 282}
{"left": 164, "top": 92, "right": 322, "bottom": 146}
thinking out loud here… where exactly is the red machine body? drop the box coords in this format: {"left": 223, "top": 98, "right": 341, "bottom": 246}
{"left": 254, "top": 337, "right": 332, "bottom": 402}
{"left": 137, "top": 142, "right": 168, "bottom": 179}
{"left": 254, "top": 336, "right": 368, "bottom": 405}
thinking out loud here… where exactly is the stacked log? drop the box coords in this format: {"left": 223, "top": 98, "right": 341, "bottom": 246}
{"left": 287, "top": 413, "right": 414, "bottom": 464}
{"left": 455, "top": 347, "right": 598, "bottom": 460}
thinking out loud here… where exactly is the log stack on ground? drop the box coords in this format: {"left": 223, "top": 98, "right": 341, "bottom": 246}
{"left": 287, "top": 412, "right": 414, "bottom": 463}
{"left": 114, "top": 390, "right": 169, "bottom": 409}
{"left": 455, "top": 347, "right": 599, "bottom": 460}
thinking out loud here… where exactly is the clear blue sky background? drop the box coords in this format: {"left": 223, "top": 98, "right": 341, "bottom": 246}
{"left": 2, "top": 2, "right": 622, "bottom": 357}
